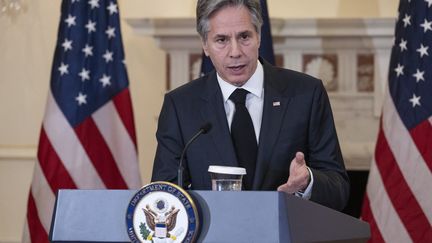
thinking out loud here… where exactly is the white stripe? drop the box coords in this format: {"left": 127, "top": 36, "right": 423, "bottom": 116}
{"left": 382, "top": 91, "right": 432, "bottom": 224}
{"left": 30, "top": 161, "right": 56, "bottom": 234}
{"left": 22, "top": 220, "right": 30, "bottom": 243}
{"left": 43, "top": 92, "right": 105, "bottom": 189}
{"left": 92, "top": 101, "right": 142, "bottom": 188}
{"left": 367, "top": 159, "right": 412, "bottom": 243}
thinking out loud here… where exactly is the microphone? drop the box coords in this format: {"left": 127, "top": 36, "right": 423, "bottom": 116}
{"left": 178, "top": 123, "right": 212, "bottom": 188}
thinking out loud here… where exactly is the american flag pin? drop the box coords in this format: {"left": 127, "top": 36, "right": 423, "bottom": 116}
{"left": 273, "top": 101, "right": 281, "bottom": 107}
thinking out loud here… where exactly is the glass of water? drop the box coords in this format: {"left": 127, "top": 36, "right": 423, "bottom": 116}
{"left": 208, "top": 165, "right": 246, "bottom": 191}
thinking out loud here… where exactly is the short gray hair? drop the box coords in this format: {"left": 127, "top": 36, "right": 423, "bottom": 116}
{"left": 196, "top": 0, "right": 263, "bottom": 42}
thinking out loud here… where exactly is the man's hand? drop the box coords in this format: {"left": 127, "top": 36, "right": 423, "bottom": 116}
{"left": 277, "top": 152, "right": 310, "bottom": 194}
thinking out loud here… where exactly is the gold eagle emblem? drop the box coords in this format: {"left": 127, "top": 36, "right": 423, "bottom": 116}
{"left": 143, "top": 204, "right": 180, "bottom": 238}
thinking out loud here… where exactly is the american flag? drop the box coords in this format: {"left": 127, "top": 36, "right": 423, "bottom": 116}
{"left": 361, "top": 0, "right": 432, "bottom": 242}
{"left": 22, "top": 0, "right": 142, "bottom": 242}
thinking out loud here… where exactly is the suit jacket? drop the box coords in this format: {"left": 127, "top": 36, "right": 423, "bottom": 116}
{"left": 152, "top": 59, "right": 349, "bottom": 211}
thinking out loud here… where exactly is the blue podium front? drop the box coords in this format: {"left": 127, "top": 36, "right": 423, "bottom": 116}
{"left": 50, "top": 190, "right": 370, "bottom": 242}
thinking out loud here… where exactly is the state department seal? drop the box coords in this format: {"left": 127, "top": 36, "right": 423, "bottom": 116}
{"left": 126, "top": 181, "right": 199, "bottom": 243}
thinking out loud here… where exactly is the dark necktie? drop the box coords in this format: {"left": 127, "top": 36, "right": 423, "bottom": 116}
{"left": 229, "top": 88, "right": 257, "bottom": 190}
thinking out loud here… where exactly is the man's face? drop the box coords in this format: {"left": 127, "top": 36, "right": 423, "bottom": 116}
{"left": 202, "top": 5, "right": 260, "bottom": 86}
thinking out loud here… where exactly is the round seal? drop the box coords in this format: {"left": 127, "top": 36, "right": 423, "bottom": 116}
{"left": 126, "top": 181, "right": 199, "bottom": 243}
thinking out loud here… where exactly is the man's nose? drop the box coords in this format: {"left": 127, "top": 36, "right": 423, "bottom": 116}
{"left": 229, "top": 40, "right": 242, "bottom": 58}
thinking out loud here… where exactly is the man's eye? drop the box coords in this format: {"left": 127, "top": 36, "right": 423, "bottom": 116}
{"left": 240, "top": 34, "right": 250, "bottom": 40}
{"left": 216, "top": 38, "right": 226, "bottom": 43}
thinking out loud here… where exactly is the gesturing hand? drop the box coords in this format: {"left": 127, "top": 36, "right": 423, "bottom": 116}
{"left": 277, "top": 152, "right": 310, "bottom": 194}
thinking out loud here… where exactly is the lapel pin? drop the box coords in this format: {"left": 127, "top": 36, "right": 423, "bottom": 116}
{"left": 273, "top": 101, "right": 281, "bottom": 107}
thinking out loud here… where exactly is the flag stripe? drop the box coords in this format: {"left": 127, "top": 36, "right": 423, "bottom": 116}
{"left": 361, "top": 195, "right": 385, "bottom": 243}
{"left": 30, "top": 161, "right": 56, "bottom": 233}
{"left": 409, "top": 119, "right": 432, "bottom": 172}
{"left": 38, "top": 129, "right": 77, "bottom": 191}
{"left": 43, "top": 91, "right": 106, "bottom": 189}
{"left": 375, "top": 128, "right": 431, "bottom": 241}
{"left": 382, "top": 94, "right": 432, "bottom": 224}
{"left": 26, "top": 194, "right": 49, "bottom": 243}
{"left": 93, "top": 100, "right": 141, "bottom": 188}
{"left": 366, "top": 159, "right": 411, "bottom": 243}
{"left": 22, "top": 220, "right": 30, "bottom": 243}
{"left": 74, "top": 117, "right": 128, "bottom": 189}
{"left": 112, "top": 88, "right": 137, "bottom": 147}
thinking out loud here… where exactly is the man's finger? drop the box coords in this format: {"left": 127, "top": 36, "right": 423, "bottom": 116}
{"left": 295, "top": 151, "right": 305, "bottom": 165}
{"left": 277, "top": 183, "right": 287, "bottom": 192}
{"left": 277, "top": 182, "right": 295, "bottom": 194}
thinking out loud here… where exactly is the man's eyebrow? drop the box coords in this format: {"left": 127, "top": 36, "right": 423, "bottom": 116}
{"left": 237, "top": 30, "right": 253, "bottom": 36}
{"left": 213, "top": 34, "right": 229, "bottom": 39}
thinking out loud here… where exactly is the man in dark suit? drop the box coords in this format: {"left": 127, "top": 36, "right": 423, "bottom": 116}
{"left": 151, "top": 0, "right": 349, "bottom": 211}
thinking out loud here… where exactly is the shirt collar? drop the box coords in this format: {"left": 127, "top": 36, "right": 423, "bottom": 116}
{"left": 217, "top": 61, "right": 264, "bottom": 102}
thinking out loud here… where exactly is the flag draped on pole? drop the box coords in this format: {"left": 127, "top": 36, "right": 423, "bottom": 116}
{"left": 256, "top": 0, "right": 275, "bottom": 65}
{"left": 23, "top": 0, "right": 142, "bottom": 242}
{"left": 200, "top": 0, "right": 275, "bottom": 75}
{"left": 361, "top": 1, "right": 432, "bottom": 242}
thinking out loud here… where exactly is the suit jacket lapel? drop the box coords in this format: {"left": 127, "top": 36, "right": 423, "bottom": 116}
{"left": 199, "top": 72, "right": 238, "bottom": 167}
{"left": 252, "top": 61, "right": 291, "bottom": 189}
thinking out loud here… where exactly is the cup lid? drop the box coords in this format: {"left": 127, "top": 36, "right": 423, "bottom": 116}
{"left": 208, "top": 165, "right": 246, "bottom": 175}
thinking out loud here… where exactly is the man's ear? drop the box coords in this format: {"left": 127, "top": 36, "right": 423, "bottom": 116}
{"left": 201, "top": 38, "right": 209, "bottom": 57}
{"left": 257, "top": 33, "right": 261, "bottom": 48}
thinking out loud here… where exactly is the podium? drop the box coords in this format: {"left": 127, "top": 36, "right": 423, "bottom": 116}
{"left": 50, "top": 190, "right": 370, "bottom": 242}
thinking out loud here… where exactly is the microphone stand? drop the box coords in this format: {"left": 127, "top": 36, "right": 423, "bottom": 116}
{"left": 178, "top": 123, "right": 212, "bottom": 188}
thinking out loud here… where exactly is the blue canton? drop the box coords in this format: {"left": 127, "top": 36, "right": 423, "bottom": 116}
{"left": 51, "top": 0, "right": 129, "bottom": 126}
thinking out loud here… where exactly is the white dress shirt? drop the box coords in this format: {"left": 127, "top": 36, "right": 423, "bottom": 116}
{"left": 217, "top": 61, "right": 264, "bottom": 142}
{"left": 216, "top": 61, "right": 313, "bottom": 198}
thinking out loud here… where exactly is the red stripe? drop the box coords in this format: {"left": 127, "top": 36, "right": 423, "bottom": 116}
{"left": 26, "top": 193, "right": 49, "bottom": 243}
{"left": 361, "top": 194, "right": 385, "bottom": 243}
{"left": 375, "top": 127, "right": 432, "bottom": 242}
{"left": 409, "top": 119, "right": 432, "bottom": 172}
{"left": 38, "top": 128, "right": 77, "bottom": 192}
{"left": 74, "top": 117, "right": 128, "bottom": 189}
{"left": 112, "top": 88, "right": 137, "bottom": 147}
